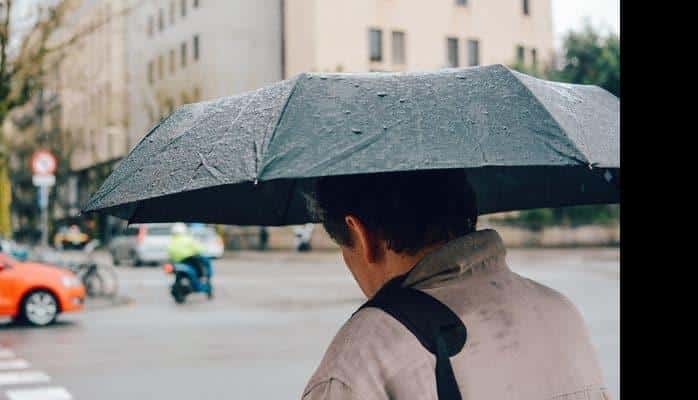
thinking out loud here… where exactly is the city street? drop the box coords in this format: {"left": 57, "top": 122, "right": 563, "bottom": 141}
{"left": 0, "top": 248, "right": 620, "bottom": 400}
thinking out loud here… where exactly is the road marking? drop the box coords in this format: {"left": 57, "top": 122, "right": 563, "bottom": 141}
{"left": 0, "top": 360, "right": 29, "bottom": 370}
{"left": 5, "top": 387, "right": 72, "bottom": 400}
{"left": 0, "top": 371, "right": 50, "bottom": 386}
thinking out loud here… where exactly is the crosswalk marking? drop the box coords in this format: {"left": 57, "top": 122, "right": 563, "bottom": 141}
{"left": 0, "top": 371, "right": 50, "bottom": 386}
{"left": 0, "top": 360, "right": 29, "bottom": 370}
{"left": 0, "top": 348, "right": 73, "bottom": 400}
{"left": 5, "top": 387, "right": 72, "bottom": 400}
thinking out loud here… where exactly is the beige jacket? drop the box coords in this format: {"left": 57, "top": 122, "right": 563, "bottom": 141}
{"left": 302, "top": 229, "right": 609, "bottom": 400}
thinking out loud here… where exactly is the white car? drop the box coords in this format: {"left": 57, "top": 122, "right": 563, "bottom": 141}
{"left": 109, "top": 223, "right": 223, "bottom": 266}
{"left": 109, "top": 224, "right": 173, "bottom": 266}
{"left": 189, "top": 225, "right": 225, "bottom": 259}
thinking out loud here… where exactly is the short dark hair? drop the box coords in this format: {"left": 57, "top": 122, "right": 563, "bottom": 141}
{"left": 312, "top": 169, "right": 478, "bottom": 255}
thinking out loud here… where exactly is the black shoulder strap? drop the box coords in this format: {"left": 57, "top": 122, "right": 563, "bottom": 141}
{"left": 356, "top": 275, "right": 467, "bottom": 400}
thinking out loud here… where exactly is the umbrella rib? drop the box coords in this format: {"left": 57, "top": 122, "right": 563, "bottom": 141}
{"left": 256, "top": 76, "right": 302, "bottom": 180}
{"left": 508, "top": 70, "right": 592, "bottom": 166}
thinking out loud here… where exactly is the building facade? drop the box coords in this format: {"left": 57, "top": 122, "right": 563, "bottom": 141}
{"left": 284, "top": 0, "right": 553, "bottom": 77}
{"left": 126, "top": 0, "right": 282, "bottom": 149}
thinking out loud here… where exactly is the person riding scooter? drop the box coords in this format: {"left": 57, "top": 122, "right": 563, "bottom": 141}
{"left": 167, "top": 223, "right": 209, "bottom": 281}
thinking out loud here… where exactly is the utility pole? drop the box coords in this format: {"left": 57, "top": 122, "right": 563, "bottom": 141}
{"left": 31, "top": 90, "right": 57, "bottom": 248}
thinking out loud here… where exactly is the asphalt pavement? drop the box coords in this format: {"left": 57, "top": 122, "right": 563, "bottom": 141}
{"left": 0, "top": 248, "right": 620, "bottom": 400}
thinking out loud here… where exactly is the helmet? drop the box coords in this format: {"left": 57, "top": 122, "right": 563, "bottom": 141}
{"left": 171, "top": 223, "right": 188, "bottom": 235}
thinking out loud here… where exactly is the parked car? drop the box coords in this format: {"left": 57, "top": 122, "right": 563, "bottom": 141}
{"left": 0, "top": 252, "right": 85, "bottom": 326}
{"left": 109, "top": 223, "right": 173, "bottom": 266}
{"left": 53, "top": 225, "right": 89, "bottom": 250}
{"left": 189, "top": 224, "right": 225, "bottom": 259}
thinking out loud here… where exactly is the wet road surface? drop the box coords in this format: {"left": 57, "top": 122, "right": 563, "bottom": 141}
{"left": 0, "top": 248, "right": 619, "bottom": 400}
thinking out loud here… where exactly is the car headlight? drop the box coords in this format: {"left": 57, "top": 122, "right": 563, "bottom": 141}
{"left": 62, "top": 275, "right": 82, "bottom": 288}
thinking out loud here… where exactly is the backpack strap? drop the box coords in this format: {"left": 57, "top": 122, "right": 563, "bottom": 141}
{"left": 356, "top": 275, "right": 467, "bottom": 400}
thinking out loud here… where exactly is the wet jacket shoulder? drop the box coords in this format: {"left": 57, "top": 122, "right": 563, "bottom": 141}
{"left": 301, "top": 230, "right": 610, "bottom": 400}
{"left": 302, "top": 306, "right": 433, "bottom": 400}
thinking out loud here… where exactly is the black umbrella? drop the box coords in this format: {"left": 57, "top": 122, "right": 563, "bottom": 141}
{"left": 83, "top": 64, "right": 619, "bottom": 225}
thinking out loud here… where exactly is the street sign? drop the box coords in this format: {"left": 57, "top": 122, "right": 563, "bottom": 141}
{"left": 30, "top": 150, "right": 57, "bottom": 247}
{"left": 32, "top": 175, "right": 56, "bottom": 187}
{"left": 31, "top": 150, "right": 57, "bottom": 176}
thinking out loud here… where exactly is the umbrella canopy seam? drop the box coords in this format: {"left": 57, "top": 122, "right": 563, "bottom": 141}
{"left": 256, "top": 74, "right": 303, "bottom": 182}
{"left": 508, "top": 69, "right": 598, "bottom": 168}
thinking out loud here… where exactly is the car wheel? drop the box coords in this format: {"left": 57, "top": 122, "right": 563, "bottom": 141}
{"left": 21, "top": 290, "right": 58, "bottom": 327}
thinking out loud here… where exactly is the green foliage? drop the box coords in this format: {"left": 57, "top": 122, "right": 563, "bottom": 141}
{"left": 496, "top": 205, "right": 620, "bottom": 230}
{"left": 553, "top": 24, "right": 620, "bottom": 97}
{"left": 507, "top": 23, "right": 620, "bottom": 230}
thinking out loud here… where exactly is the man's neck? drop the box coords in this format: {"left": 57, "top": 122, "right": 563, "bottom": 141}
{"left": 371, "top": 241, "right": 447, "bottom": 296}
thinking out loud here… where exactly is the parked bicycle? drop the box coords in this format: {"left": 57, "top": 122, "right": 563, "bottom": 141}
{"left": 69, "top": 240, "right": 119, "bottom": 298}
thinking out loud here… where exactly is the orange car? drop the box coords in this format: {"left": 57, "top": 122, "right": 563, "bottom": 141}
{"left": 0, "top": 252, "right": 85, "bottom": 326}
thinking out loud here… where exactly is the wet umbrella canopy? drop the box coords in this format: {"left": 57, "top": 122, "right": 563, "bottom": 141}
{"left": 83, "top": 64, "right": 619, "bottom": 225}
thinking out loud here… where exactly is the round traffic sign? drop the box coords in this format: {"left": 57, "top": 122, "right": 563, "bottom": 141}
{"left": 31, "top": 150, "right": 57, "bottom": 176}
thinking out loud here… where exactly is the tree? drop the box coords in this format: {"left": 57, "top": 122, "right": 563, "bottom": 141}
{"left": 554, "top": 23, "right": 620, "bottom": 97}
{"left": 511, "top": 22, "right": 620, "bottom": 97}
{"left": 0, "top": 0, "right": 88, "bottom": 239}
{"left": 506, "top": 23, "right": 620, "bottom": 229}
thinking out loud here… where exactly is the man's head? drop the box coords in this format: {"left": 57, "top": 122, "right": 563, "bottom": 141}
{"left": 312, "top": 169, "right": 478, "bottom": 297}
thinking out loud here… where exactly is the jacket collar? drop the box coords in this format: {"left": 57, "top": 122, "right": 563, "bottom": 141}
{"left": 403, "top": 229, "right": 508, "bottom": 289}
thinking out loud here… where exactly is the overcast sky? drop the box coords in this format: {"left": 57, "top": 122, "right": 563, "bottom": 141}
{"left": 553, "top": 0, "right": 620, "bottom": 46}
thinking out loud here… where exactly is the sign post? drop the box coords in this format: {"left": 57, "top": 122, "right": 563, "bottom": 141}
{"left": 31, "top": 150, "right": 57, "bottom": 247}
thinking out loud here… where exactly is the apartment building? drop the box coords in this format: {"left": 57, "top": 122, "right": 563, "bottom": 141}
{"left": 129, "top": 0, "right": 282, "bottom": 148}
{"left": 284, "top": 0, "right": 553, "bottom": 76}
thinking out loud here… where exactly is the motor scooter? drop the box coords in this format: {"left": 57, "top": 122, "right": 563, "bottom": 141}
{"left": 163, "top": 257, "right": 213, "bottom": 304}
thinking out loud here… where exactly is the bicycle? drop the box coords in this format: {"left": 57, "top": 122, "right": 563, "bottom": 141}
{"left": 70, "top": 240, "right": 119, "bottom": 298}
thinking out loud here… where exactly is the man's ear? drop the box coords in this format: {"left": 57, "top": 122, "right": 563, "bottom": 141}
{"left": 344, "top": 215, "right": 382, "bottom": 264}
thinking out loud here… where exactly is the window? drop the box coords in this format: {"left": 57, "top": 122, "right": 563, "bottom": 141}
{"left": 170, "top": 49, "right": 176, "bottom": 74}
{"left": 158, "top": 8, "right": 164, "bottom": 31}
{"left": 158, "top": 54, "right": 164, "bottom": 79}
{"left": 193, "top": 34, "right": 200, "bottom": 61}
{"left": 467, "top": 39, "right": 479, "bottom": 66}
{"left": 531, "top": 48, "right": 538, "bottom": 68}
{"left": 391, "top": 31, "right": 406, "bottom": 65}
{"left": 516, "top": 45, "right": 525, "bottom": 64}
{"left": 193, "top": 87, "right": 201, "bottom": 101}
{"left": 181, "top": 0, "right": 187, "bottom": 16}
{"left": 193, "top": 0, "right": 200, "bottom": 8}
{"left": 147, "top": 16, "right": 153, "bottom": 37}
{"left": 522, "top": 0, "right": 529, "bottom": 15}
{"left": 447, "top": 37, "right": 459, "bottom": 67}
{"left": 455, "top": 0, "right": 467, "bottom": 6}
{"left": 369, "top": 29, "right": 383, "bottom": 62}
{"left": 181, "top": 42, "right": 187, "bottom": 67}
{"left": 148, "top": 61, "right": 154, "bottom": 84}
{"left": 170, "top": 1, "right": 175, "bottom": 25}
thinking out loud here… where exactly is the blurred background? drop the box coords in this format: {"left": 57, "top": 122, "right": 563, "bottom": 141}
{"left": 0, "top": 0, "right": 619, "bottom": 399}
